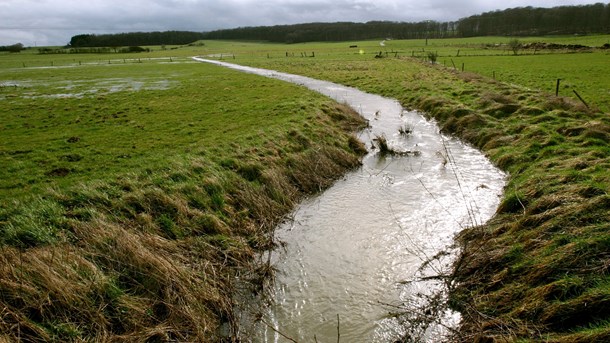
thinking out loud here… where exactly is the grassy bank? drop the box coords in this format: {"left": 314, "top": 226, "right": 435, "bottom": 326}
{"left": 3, "top": 36, "right": 609, "bottom": 341}
{"left": 216, "top": 37, "right": 610, "bottom": 341}
{"left": 0, "top": 55, "right": 367, "bottom": 340}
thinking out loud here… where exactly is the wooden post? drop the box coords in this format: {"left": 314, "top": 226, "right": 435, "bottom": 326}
{"left": 573, "top": 89, "right": 589, "bottom": 108}
{"left": 556, "top": 79, "right": 561, "bottom": 96}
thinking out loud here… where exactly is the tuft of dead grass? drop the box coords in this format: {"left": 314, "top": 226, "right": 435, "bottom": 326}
{"left": 0, "top": 97, "right": 368, "bottom": 341}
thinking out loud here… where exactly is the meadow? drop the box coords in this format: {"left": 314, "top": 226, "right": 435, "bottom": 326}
{"left": 1, "top": 34, "right": 609, "bottom": 341}
{"left": 194, "top": 36, "right": 610, "bottom": 112}
{"left": 0, "top": 46, "right": 367, "bottom": 340}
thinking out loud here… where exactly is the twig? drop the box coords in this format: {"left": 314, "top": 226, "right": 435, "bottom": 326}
{"left": 337, "top": 314, "right": 340, "bottom": 343}
{"left": 572, "top": 89, "right": 589, "bottom": 108}
{"left": 440, "top": 135, "right": 481, "bottom": 227}
{"left": 260, "top": 318, "right": 298, "bottom": 343}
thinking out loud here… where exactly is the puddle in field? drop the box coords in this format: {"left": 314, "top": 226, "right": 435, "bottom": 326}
{"left": 0, "top": 77, "right": 176, "bottom": 100}
{"left": 0, "top": 81, "right": 24, "bottom": 87}
{"left": 193, "top": 57, "right": 506, "bottom": 342}
{"left": 1, "top": 56, "right": 193, "bottom": 101}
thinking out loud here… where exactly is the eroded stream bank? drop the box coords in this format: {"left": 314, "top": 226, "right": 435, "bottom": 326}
{"left": 193, "top": 57, "right": 506, "bottom": 341}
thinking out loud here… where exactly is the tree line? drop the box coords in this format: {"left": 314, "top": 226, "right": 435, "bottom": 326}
{"left": 68, "top": 31, "right": 206, "bottom": 47}
{"left": 458, "top": 3, "right": 610, "bottom": 36}
{"left": 0, "top": 43, "right": 25, "bottom": 52}
{"left": 38, "top": 46, "right": 151, "bottom": 54}
{"left": 202, "top": 3, "right": 610, "bottom": 43}
{"left": 33, "top": 3, "right": 610, "bottom": 49}
{"left": 202, "top": 21, "right": 458, "bottom": 43}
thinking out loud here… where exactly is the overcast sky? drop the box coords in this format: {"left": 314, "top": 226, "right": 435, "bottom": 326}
{"left": 0, "top": 0, "right": 601, "bottom": 46}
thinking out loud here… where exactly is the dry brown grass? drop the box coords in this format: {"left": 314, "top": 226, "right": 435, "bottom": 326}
{"left": 0, "top": 98, "right": 367, "bottom": 341}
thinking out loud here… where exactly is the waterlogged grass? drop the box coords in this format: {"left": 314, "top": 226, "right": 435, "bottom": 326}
{"left": 1, "top": 58, "right": 362, "bottom": 198}
{"left": 0, "top": 51, "right": 367, "bottom": 340}
{"left": 209, "top": 37, "right": 610, "bottom": 341}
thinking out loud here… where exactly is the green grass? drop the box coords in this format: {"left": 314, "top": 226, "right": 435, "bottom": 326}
{"left": 0, "top": 46, "right": 367, "bottom": 341}
{"left": 187, "top": 36, "right": 610, "bottom": 113}
{"left": 202, "top": 35, "right": 610, "bottom": 341}
{"left": 0, "top": 58, "right": 336, "bottom": 198}
{"left": 448, "top": 52, "right": 610, "bottom": 112}
{"left": 2, "top": 35, "right": 609, "bottom": 341}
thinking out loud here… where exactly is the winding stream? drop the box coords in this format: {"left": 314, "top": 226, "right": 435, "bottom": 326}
{"left": 193, "top": 57, "right": 506, "bottom": 342}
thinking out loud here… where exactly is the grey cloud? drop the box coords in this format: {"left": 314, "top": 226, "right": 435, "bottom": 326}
{"left": 0, "top": 0, "right": 598, "bottom": 46}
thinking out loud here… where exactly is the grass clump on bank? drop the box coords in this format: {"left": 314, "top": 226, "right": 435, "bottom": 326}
{"left": 224, "top": 39, "right": 610, "bottom": 342}
{"left": 0, "top": 57, "right": 367, "bottom": 341}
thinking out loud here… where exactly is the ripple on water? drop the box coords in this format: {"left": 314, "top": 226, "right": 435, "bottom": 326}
{"left": 192, "top": 58, "right": 506, "bottom": 342}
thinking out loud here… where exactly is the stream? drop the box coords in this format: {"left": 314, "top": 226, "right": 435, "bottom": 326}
{"left": 193, "top": 57, "right": 506, "bottom": 342}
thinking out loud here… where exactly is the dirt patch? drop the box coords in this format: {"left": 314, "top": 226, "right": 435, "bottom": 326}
{"left": 46, "top": 167, "right": 71, "bottom": 177}
{"left": 522, "top": 42, "right": 592, "bottom": 50}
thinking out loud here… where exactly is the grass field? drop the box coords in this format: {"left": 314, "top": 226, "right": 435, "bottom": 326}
{"left": 0, "top": 46, "right": 367, "bottom": 341}
{"left": 1, "top": 34, "right": 609, "bottom": 341}
{"left": 209, "top": 37, "right": 610, "bottom": 113}
{"left": 1, "top": 59, "right": 339, "bottom": 198}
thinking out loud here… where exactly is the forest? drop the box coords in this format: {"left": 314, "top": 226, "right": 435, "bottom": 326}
{"left": 67, "top": 31, "right": 206, "bottom": 48}
{"left": 201, "top": 3, "right": 610, "bottom": 43}
{"left": 458, "top": 3, "right": 610, "bottom": 36}
{"left": 64, "top": 3, "right": 610, "bottom": 47}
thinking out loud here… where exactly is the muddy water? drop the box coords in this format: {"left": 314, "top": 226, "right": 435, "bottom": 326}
{"left": 193, "top": 58, "right": 506, "bottom": 342}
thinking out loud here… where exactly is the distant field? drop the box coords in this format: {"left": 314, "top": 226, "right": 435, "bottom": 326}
{"left": 7, "top": 36, "right": 609, "bottom": 114}
{"left": 193, "top": 35, "right": 610, "bottom": 112}
{"left": 0, "top": 54, "right": 338, "bottom": 199}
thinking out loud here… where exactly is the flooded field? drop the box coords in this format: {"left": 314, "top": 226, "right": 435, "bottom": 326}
{"left": 0, "top": 77, "right": 177, "bottom": 100}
